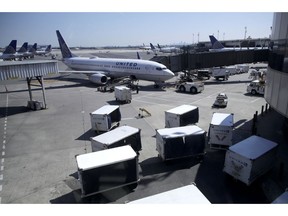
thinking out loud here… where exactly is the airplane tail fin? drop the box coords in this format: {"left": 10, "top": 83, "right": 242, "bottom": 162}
{"left": 3, "top": 40, "right": 17, "bottom": 54}
{"left": 56, "top": 30, "right": 76, "bottom": 59}
{"left": 29, "top": 43, "right": 37, "bottom": 53}
{"left": 18, "top": 42, "right": 28, "bottom": 53}
{"left": 157, "top": 44, "right": 161, "bottom": 49}
{"left": 136, "top": 52, "right": 141, "bottom": 59}
{"left": 209, "top": 35, "right": 225, "bottom": 49}
{"left": 45, "top": 45, "right": 52, "bottom": 52}
{"left": 150, "top": 43, "right": 156, "bottom": 51}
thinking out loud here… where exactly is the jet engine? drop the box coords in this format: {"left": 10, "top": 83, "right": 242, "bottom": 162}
{"left": 89, "top": 74, "right": 108, "bottom": 84}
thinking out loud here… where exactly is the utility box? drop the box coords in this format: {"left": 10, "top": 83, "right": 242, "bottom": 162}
{"left": 223, "top": 135, "right": 278, "bottom": 186}
{"left": 128, "top": 184, "right": 211, "bottom": 204}
{"left": 90, "top": 125, "right": 142, "bottom": 153}
{"left": 114, "top": 86, "right": 132, "bottom": 103}
{"left": 165, "top": 104, "right": 199, "bottom": 128}
{"left": 76, "top": 145, "right": 139, "bottom": 198}
{"left": 90, "top": 105, "right": 121, "bottom": 133}
{"left": 156, "top": 125, "right": 206, "bottom": 161}
{"left": 208, "top": 112, "right": 234, "bottom": 149}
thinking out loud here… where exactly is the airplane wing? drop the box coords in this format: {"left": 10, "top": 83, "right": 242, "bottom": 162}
{"left": 58, "top": 70, "right": 106, "bottom": 75}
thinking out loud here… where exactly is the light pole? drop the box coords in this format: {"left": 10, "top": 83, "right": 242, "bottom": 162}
{"left": 244, "top": 26, "right": 247, "bottom": 40}
{"left": 193, "top": 33, "right": 194, "bottom": 44}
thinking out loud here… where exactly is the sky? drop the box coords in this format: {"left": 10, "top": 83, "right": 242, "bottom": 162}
{"left": 0, "top": 0, "right": 281, "bottom": 48}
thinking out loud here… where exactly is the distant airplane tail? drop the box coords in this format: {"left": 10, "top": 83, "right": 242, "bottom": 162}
{"left": 29, "top": 43, "right": 37, "bottom": 53}
{"left": 209, "top": 35, "right": 225, "bottom": 49}
{"left": 56, "top": 30, "right": 76, "bottom": 59}
{"left": 157, "top": 44, "right": 162, "bottom": 49}
{"left": 136, "top": 52, "right": 141, "bottom": 59}
{"left": 150, "top": 43, "right": 156, "bottom": 51}
{"left": 45, "top": 45, "right": 52, "bottom": 52}
{"left": 3, "top": 40, "right": 17, "bottom": 54}
{"left": 18, "top": 42, "right": 28, "bottom": 53}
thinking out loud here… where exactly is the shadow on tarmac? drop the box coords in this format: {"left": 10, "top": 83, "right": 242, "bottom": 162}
{"left": 0, "top": 106, "right": 29, "bottom": 117}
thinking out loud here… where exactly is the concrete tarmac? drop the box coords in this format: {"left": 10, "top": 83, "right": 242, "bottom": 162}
{"left": 0, "top": 50, "right": 286, "bottom": 204}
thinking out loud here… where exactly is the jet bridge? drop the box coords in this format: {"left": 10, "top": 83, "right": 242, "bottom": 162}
{"left": 151, "top": 49, "right": 269, "bottom": 72}
{"left": 0, "top": 60, "right": 58, "bottom": 110}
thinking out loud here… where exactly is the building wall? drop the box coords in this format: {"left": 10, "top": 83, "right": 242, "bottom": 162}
{"left": 265, "top": 13, "right": 288, "bottom": 118}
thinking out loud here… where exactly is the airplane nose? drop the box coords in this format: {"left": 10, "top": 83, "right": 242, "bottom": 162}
{"left": 166, "top": 70, "right": 175, "bottom": 79}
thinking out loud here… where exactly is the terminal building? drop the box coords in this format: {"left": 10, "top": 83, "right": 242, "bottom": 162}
{"left": 265, "top": 13, "right": 288, "bottom": 119}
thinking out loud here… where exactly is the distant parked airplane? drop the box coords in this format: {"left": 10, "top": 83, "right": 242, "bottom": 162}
{"left": 0, "top": 40, "right": 17, "bottom": 60}
{"left": 56, "top": 30, "right": 174, "bottom": 86}
{"left": 157, "top": 44, "right": 181, "bottom": 53}
{"left": 209, "top": 35, "right": 268, "bottom": 52}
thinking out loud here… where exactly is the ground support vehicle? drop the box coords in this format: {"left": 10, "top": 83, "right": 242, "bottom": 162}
{"left": 247, "top": 80, "right": 265, "bottom": 95}
{"left": 209, "top": 67, "right": 230, "bottom": 81}
{"left": 75, "top": 145, "right": 139, "bottom": 198}
{"left": 90, "top": 125, "right": 142, "bottom": 154}
{"left": 156, "top": 125, "right": 206, "bottom": 161}
{"left": 128, "top": 184, "right": 211, "bottom": 204}
{"left": 165, "top": 104, "right": 199, "bottom": 128}
{"left": 223, "top": 135, "right": 278, "bottom": 186}
{"left": 176, "top": 81, "right": 204, "bottom": 94}
{"left": 90, "top": 105, "right": 121, "bottom": 133}
{"left": 213, "top": 93, "right": 228, "bottom": 108}
{"left": 197, "top": 69, "right": 211, "bottom": 80}
{"left": 208, "top": 112, "right": 234, "bottom": 149}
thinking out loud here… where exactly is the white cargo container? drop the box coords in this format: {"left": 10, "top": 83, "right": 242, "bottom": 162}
{"left": 90, "top": 105, "right": 121, "bottom": 133}
{"left": 223, "top": 135, "right": 278, "bottom": 186}
{"left": 76, "top": 145, "right": 139, "bottom": 198}
{"left": 208, "top": 112, "right": 234, "bottom": 149}
{"left": 236, "top": 64, "right": 249, "bottom": 73}
{"left": 226, "top": 66, "right": 237, "bottom": 75}
{"left": 210, "top": 67, "right": 229, "bottom": 80}
{"left": 114, "top": 86, "right": 132, "bottom": 103}
{"left": 128, "top": 184, "right": 211, "bottom": 204}
{"left": 90, "top": 125, "right": 142, "bottom": 153}
{"left": 165, "top": 104, "right": 199, "bottom": 128}
{"left": 156, "top": 125, "right": 206, "bottom": 161}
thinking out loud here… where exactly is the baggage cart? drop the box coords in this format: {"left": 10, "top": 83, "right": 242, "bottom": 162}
{"left": 91, "top": 125, "right": 142, "bottom": 153}
{"left": 114, "top": 86, "right": 132, "bottom": 103}
{"left": 90, "top": 105, "right": 121, "bottom": 133}
{"left": 165, "top": 104, "right": 199, "bottom": 128}
{"left": 76, "top": 145, "right": 139, "bottom": 198}
{"left": 223, "top": 135, "right": 278, "bottom": 186}
{"left": 128, "top": 184, "right": 211, "bottom": 204}
{"left": 156, "top": 125, "right": 206, "bottom": 161}
{"left": 208, "top": 112, "right": 234, "bottom": 149}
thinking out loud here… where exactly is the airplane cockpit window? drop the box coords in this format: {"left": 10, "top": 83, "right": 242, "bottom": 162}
{"left": 156, "top": 67, "right": 167, "bottom": 71}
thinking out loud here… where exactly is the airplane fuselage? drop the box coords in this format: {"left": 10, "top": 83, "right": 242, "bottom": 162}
{"left": 63, "top": 57, "right": 175, "bottom": 82}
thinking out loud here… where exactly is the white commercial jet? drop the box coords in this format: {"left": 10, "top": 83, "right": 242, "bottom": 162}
{"left": 56, "top": 30, "right": 175, "bottom": 86}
